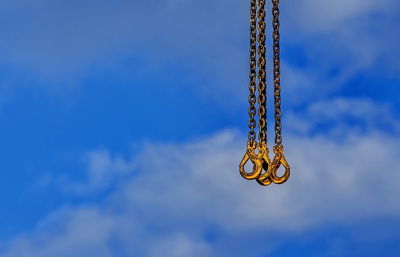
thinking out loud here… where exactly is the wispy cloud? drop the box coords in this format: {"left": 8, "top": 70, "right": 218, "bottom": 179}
{"left": 63, "top": 150, "right": 136, "bottom": 195}
{"left": 2, "top": 98, "right": 399, "bottom": 257}
{"left": 0, "top": 1, "right": 399, "bottom": 255}
{"left": 0, "top": 0, "right": 398, "bottom": 105}
{"left": 286, "top": 97, "right": 400, "bottom": 136}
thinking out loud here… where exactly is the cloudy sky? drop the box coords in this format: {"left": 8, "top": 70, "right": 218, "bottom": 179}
{"left": 0, "top": 0, "right": 399, "bottom": 256}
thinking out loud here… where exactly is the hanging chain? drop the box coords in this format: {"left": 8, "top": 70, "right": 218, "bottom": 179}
{"left": 247, "top": 0, "right": 258, "bottom": 146}
{"left": 270, "top": 0, "right": 290, "bottom": 184}
{"left": 240, "top": 0, "right": 290, "bottom": 185}
{"left": 255, "top": 0, "right": 273, "bottom": 186}
{"left": 272, "top": 0, "right": 282, "bottom": 146}
{"left": 240, "top": 0, "right": 263, "bottom": 180}
{"left": 257, "top": 0, "right": 267, "bottom": 144}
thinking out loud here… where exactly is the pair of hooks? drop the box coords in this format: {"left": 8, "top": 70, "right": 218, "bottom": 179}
{"left": 239, "top": 142, "right": 290, "bottom": 186}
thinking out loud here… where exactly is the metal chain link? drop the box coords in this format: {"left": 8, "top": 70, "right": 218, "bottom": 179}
{"left": 257, "top": 0, "right": 267, "bottom": 144}
{"left": 247, "top": 0, "right": 258, "bottom": 145}
{"left": 272, "top": 0, "right": 282, "bottom": 146}
{"left": 241, "top": 0, "right": 290, "bottom": 186}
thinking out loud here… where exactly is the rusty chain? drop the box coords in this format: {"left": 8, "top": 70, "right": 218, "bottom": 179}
{"left": 240, "top": 0, "right": 290, "bottom": 186}
{"left": 247, "top": 0, "right": 258, "bottom": 146}
{"left": 257, "top": 0, "right": 267, "bottom": 145}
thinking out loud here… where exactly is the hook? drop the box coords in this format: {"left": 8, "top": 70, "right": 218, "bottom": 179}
{"left": 270, "top": 146, "right": 290, "bottom": 184}
{"left": 239, "top": 142, "right": 263, "bottom": 180}
{"left": 256, "top": 142, "right": 273, "bottom": 186}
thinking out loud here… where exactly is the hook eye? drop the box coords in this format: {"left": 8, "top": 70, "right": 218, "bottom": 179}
{"left": 256, "top": 163, "right": 273, "bottom": 186}
{"left": 256, "top": 146, "right": 273, "bottom": 186}
{"left": 270, "top": 150, "right": 290, "bottom": 184}
{"left": 239, "top": 143, "right": 262, "bottom": 180}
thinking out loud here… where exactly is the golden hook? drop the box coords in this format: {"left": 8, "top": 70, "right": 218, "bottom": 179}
{"left": 239, "top": 142, "right": 263, "bottom": 180}
{"left": 256, "top": 142, "right": 273, "bottom": 186}
{"left": 270, "top": 145, "right": 290, "bottom": 184}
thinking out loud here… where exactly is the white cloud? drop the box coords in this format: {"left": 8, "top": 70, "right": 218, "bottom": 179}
{"left": 286, "top": 0, "right": 400, "bottom": 75}
{"left": 2, "top": 207, "right": 120, "bottom": 257}
{"left": 286, "top": 97, "right": 400, "bottom": 135}
{"left": 63, "top": 150, "right": 136, "bottom": 195}
{"left": 0, "top": 0, "right": 398, "bottom": 105}
{"left": 1, "top": 98, "right": 399, "bottom": 257}
{"left": 286, "top": 0, "right": 396, "bottom": 34}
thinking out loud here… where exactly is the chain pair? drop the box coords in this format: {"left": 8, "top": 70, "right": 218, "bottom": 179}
{"left": 239, "top": 0, "right": 290, "bottom": 186}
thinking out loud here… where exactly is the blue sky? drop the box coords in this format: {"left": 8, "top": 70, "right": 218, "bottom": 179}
{"left": 0, "top": 0, "right": 399, "bottom": 256}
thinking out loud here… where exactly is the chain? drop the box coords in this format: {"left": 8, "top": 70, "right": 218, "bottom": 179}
{"left": 240, "top": 0, "right": 290, "bottom": 186}
{"left": 257, "top": 0, "right": 267, "bottom": 144}
{"left": 272, "top": 0, "right": 282, "bottom": 146}
{"left": 247, "top": 0, "right": 258, "bottom": 145}
{"left": 269, "top": 0, "right": 290, "bottom": 185}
